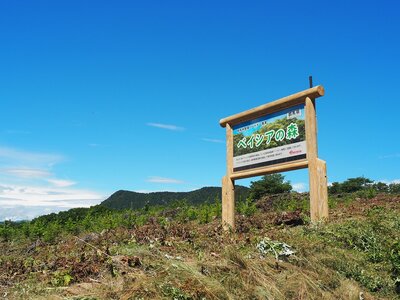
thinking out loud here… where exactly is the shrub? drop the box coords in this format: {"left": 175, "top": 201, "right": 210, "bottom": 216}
{"left": 249, "top": 174, "right": 292, "bottom": 200}
{"left": 389, "top": 183, "right": 400, "bottom": 194}
{"left": 236, "top": 197, "right": 257, "bottom": 216}
{"left": 329, "top": 177, "right": 373, "bottom": 194}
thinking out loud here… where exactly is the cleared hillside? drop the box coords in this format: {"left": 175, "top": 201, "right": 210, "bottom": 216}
{"left": 1, "top": 192, "right": 399, "bottom": 299}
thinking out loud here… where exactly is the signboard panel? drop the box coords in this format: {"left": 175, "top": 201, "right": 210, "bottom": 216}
{"left": 220, "top": 85, "right": 328, "bottom": 229}
{"left": 232, "top": 104, "right": 306, "bottom": 172}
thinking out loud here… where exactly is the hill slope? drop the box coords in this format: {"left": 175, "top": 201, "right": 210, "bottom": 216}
{"left": 101, "top": 186, "right": 250, "bottom": 210}
{"left": 1, "top": 193, "right": 399, "bottom": 299}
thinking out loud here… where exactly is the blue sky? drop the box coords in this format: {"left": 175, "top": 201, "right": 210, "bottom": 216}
{"left": 1, "top": 0, "right": 399, "bottom": 220}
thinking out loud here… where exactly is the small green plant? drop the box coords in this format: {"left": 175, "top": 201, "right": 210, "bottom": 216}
{"left": 186, "top": 207, "right": 199, "bottom": 221}
{"left": 273, "top": 195, "right": 309, "bottom": 212}
{"left": 161, "top": 283, "right": 192, "bottom": 300}
{"left": 51, "top": 271, "right": 73, "bottom": 286}
{"left": 236, "top": 197, "right": 257, "bottom": 216}
{"left": 198, "top": 204, "right": 212, "bottom": 224}
{"left": 390, "top": 240, "right": 400, "bottom": 282}
{"left": 356, "top": 188, "right": 377, "bottom": 199}
{"left": 307, "top": 206, "right": 400, "bottom": 294}
{"left": 323, "top": 258, "right": 387, "bottom": 292}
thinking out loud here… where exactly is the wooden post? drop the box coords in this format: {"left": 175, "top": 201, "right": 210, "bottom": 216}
{"left": 222, "top": 123, "right": 235, "bottom": 230}
{"left": 305, "top": 97, "right": 328, "bottom": 222}
{"left": 220, "top": 86, "right": 328, "bottom": 230}
{"left": 315, "top": 158, "right": 329, "bottom": 219}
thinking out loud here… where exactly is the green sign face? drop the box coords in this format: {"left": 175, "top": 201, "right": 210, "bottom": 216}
{"left": 232, "top": 104, "right": 306, "bottom": 172}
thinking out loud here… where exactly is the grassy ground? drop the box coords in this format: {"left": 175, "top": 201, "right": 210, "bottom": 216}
{"left": 1, "top": 193, "right": 399, "bottom": 299}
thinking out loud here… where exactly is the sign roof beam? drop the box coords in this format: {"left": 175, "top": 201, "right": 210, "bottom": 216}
{"left": 219, "top": 85, "right": 324, "bottom": 128}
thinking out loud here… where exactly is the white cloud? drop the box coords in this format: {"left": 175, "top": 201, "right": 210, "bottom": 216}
{"left": 0, "top": 184, "right": 102, "bottom": 204}
{"left": 146, "top": 176, "right": 184, "bottom": 184}
{"left": 134, "top": 189, "right": 156, "bottom": 193}
{"left": 0, "top": 146, "right": 64, "bottom": 167}
{"left": 0, "top": 206, "right": 65, "bottom": 221}
{"left": 292, "top": 182, "right": 307, "bottom": 192}
{"left": 2, "top": 168, "right": 51, "bottom": 178}
{"left": 202, "top": 138, "right": 224, "bottom": 144}
{"left": 146, "top": 122, "right": 184, "bottom": 131}
{"left": 0, "top": 145, "right": 104, "bottom": 221}
{"left": 376, "top": 179, "right": 400, "bottom": 184}
{"left": 0, "top": 201, "right": 103, "bottom": 221}
{"left": 134, "top": 189, "right": 175, "bottom": 193}
{"left": 47, "top": 179, "right": 76, "bottom": 187}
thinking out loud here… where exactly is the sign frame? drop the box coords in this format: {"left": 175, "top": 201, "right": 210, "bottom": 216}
{"left": 219, "top": 85, "right": 328, "bottom": 229}
{"left": 232, "top": 104, "right": 307, "bottom": 172}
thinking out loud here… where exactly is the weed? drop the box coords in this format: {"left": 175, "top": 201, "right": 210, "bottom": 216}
{"left": 51, "top": 270, "right": 73, "bottom": 286}
{"left": 161, "top": 283, "right": 192, "bottom": 300}
{"left": 236, "top": 197, "right": 257, "bottom": 216}
{"left": 1, "top": 191, "right": 399, "bottom": 298}
{"left": 272, "top": 194, "right": 309, "bottom": 212}
{"left": 356, "top": 188, "right": 377, "bottom": 199}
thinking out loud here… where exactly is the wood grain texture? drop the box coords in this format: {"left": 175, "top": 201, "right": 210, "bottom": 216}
{"left": 220, "top": 85, "right": 324, "bottom": 128}
{"left": 221, "top": 87, "right": 328, "bottom": 230}
{"left": 222, "top": 175, "right": 235, "bottom": 230}
{"left": 226, "top": 124, "right": 233, "bottom": 176}
{"left": 222, "top": 124, "right": 235, "bottom": 229}
{"left": 305, "top": 97, "right": 318, "bottom": 161}
{"left": 230, "top": 159, "right": 308, "bottom": 180}
{"left": 305, "top": 97, "right": 328, "bottom": 222}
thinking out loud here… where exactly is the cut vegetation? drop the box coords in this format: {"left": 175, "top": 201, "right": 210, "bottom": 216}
{"left": 0, "top": 176, "right": 399, "bottom": 299}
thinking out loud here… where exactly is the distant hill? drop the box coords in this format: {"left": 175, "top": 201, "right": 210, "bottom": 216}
{"left": 100, "top": 186, "right": 250, "bottom": 210}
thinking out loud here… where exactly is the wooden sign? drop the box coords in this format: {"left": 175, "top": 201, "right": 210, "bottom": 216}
{"left": 220, "top": 86, "right": 328, "bottom": 230}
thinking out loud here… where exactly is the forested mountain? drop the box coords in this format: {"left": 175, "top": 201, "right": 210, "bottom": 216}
{"left": 101, "top": 186, "right": 250, "bottom": 210}
{"left": 2, "top": 177, "right": 400, "bottom": 298}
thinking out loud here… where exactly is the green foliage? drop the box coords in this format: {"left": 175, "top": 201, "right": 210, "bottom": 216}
{"left": 0, "top": 195, "right": 228, "bottom": 244}
{"left": 0, "top": 220, "right": 30, "bottom": 242}
{"left": 161, "top": 283, "right": 192, "bottom": 300}
{"left": 328, "top": 177, "right": 400, "bottom": 199}
{"left": 42, "top": 222, "right": 63, "bottom": 243}
{"left": 323, "top": 257, "right": 388, "bottom": 292}
{"left": 177, "top": 205, "right": 198, "bottom": 223}
{"left": 1, "top": 186, "right": 400, "bottom": 299}
{"left": 390, "top": 240, "right": 400, "bottom": 282}
{"left": 2, "top": 179, "right": 399, "bottom": 300}
{"left": 329, "top": 177, "right": 373, "bottom": 194}
{"left": 355, "top": 188, "right": 377, "bottom": 199}
{"left": 101, "top": 186, "right": 249, "bottom": 210}
{"left": 249, "top": 174, "right": 292, "bottom": 200}
{"left": 372, "top": 181, "right": 389, "bottom": 193}
{"left": 328, "top": 177, "right": 400, "bottom": 196}
{"left": 341, "top": 177, "right": 373, "bottom": 193}
{"left": 0, "top": 220, "right": 13, "bottom": 242}
{"left": 198, "top": 203, "right": 212, "bottom": 224}
{"left": 307, "top": 205, "right": 400, "bottom": 293}
{"left": 236, "top": 197, "right": 257, "bottom": 216}
{"left": 273, "top": 194, "right": 309, "bottom": 212}
{"left": 108, "top": 261, "right": 118, "bottom": 277}
{"left": 233, "top": 116, "right": 305, "bottom": 156}
{"left": 389, "top": 182, "right": 400, "bottom": 194}
{"left": 51, "top": 271, "right": 73, "bottom": 286}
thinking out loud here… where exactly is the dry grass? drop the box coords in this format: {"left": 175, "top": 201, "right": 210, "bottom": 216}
{"left": 1, "top": 194, "right": 399, "bottom": 299}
